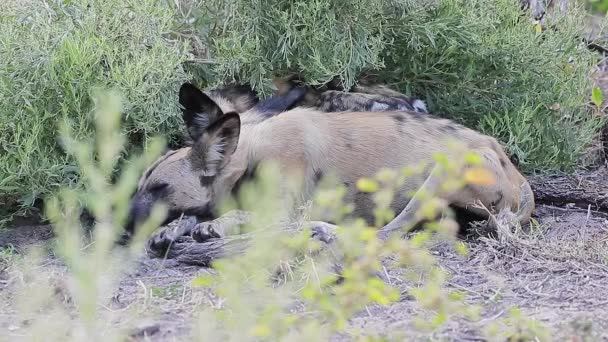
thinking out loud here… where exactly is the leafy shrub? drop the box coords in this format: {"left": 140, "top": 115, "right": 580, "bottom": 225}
{"left": 202, "top": 0, "right": 602, "bottom": 171}
{"left": 0, "top": 0, "right": 189, "bottom": 217}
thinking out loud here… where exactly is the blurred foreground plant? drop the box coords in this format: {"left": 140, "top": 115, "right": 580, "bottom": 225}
{"left": 6, "top": 91, "right": 166, "bottom": 341}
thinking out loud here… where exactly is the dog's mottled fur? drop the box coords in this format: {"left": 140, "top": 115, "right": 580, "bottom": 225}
{"left": 272, "top": 76, "right": 428, "bottom": 114}
{"left": 125, "top": 83, "right": 534, "bottom": 244}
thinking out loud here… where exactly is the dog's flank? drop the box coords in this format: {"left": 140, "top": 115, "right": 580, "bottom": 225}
{"left": 126, "top": 83, "right": 534, "bottom": 244}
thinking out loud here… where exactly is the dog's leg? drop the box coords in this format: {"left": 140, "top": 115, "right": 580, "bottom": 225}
{"left": 190, "top": 210, "right": 254, "bottom": 242}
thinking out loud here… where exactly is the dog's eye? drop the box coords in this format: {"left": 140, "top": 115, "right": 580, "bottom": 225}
{"left": 147, "top": 183, "right": 168, "bottom": 192}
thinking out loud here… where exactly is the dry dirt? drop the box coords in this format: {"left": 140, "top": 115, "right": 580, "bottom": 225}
{"left": 1, "top": 168, "right": 607, "bottom": 341}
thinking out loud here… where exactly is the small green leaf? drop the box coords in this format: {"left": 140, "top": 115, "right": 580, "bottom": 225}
{"left": 592, "top": 87, "right": 603, "bottom": 108}
{"left": 455, "top": 242, "right": 469, "bottom": 256}
{"left": 191, "top": 275, "right": 214, "bottom": 287}
{"left": 356, "top": 178, "right": 379, "bottom": 193}
{"left": 464, "top": 152, "right": 482, "bottom": 165}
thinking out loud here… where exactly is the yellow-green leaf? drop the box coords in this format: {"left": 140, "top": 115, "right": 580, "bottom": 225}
{"left": 592, "top": 87, "right": 603, "bottom": 108}
{"left": 464, "top": 152, "right": 482, "bottom": 165}
{"left": 191, "top": 275, "right": 214, "bottom": 287}
{"left": 455, "top": 241, "right": 469, "bottom": 256}
{"left": 463, "top": 167, "right": 495, "bottom": 186}
{"left": 357, "top": 178, "right": 379, "bottom": 193}
{"left": 249, "top": 324, "right": 271, "bottom": 337}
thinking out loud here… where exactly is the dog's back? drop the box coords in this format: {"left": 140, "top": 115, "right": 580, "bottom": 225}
{"left": 240, "top": 106, "right": 531, "bottom": 225}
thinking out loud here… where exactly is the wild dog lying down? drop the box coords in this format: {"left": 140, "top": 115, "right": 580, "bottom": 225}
{"left": 125, "top": 82, "right": 534, "bottom": 245}
{"left": 272, "top": 76, "right": 429, "bottom": 114}
{"left": 179, "top": 77, "right": 427, "bottom": 144}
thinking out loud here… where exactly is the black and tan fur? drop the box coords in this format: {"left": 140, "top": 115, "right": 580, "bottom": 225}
{"left": 125, "top": 82, "right": 535, "bottom": 245}
{"left": 180, "top": 83, "right": 259, "bottom": 144}
{"left": 183, "top": 76, "right": 426, "bottom": 138}
{"left": 272, "top": 76, "right": 428, "bottom": 114}
{"left": 180, "top": 82, "right": 314, "bottom": 145}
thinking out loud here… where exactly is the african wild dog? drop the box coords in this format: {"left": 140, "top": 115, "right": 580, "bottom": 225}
{"left": 270, "top": 78, "right": 525, "bottom": 168}
{"left": 272, "top": 76, "right": 429, "bottom": 114}
{"left": 124, "top": 82, "right": 534, "bottom": 246}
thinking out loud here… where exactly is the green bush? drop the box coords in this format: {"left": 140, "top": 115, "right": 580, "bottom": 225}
{"left": 204, "top": 0, "right": 602, "bottom": 171}
{"left": 0, "top": 0, "right": 603, "bottom": 217}
{"left": 0, "top": 0, "right": 189, "bottom": 217}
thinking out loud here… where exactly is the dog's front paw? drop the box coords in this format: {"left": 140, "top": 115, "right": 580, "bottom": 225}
{"left": 310, "top": 221, "right": 338, "bottom": 244}
{"left": 147, "top": 216, "right": 198, "bottom": 254}
{"left": 191, "top": 222, "right": 223, "bottom": 243}
{"left": 147, "top": 229, "right": 178, "bottom": 254}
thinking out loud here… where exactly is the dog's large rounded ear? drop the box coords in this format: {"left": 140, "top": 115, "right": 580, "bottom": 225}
{"left": 179, "top": 83, "right": 224, "bottom": 140}
{"left": 189, "top": 112, "right": 241, "bottom": 174}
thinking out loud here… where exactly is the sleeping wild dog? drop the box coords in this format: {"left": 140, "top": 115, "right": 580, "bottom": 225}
{"left": 271, "top": 75, "right": 429, "bottom": 114}
{"left": 124, "top": 82, "right": 534, "bottom": 246}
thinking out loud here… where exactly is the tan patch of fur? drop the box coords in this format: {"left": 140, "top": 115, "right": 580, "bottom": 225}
{"left": 204, "top": 94, "right": 237, "bottom": 114}
{"left": 235, "top": 96, "right": 257, "bottom": 113}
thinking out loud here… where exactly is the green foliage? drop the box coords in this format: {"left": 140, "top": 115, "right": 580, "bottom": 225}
{"left": 203, "top": 0, "right": 601, "bottom": 171}
{"left": 0, "top": 0, "right": 189, "bottom": 217}
{"left": 0, "top": 244, "right": 20, "bottom": 271}
{"left": 587, "top": 0, "right": 608, "bottom": 13}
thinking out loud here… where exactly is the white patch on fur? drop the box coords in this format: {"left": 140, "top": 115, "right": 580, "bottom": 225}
{"left": 192, "top": 115, "right": 210, "bottom": 129}
{"left": 204, "top": 139, "right": 226, "bottom": 175}
{"left": 413, "top": 99, "right": 427, "bottom": 113}
{"left": 370, "top": 102, "right": 390, "bottom": 111}
{"left": 209, "top": 94, "right": 237, "bottom": 114}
